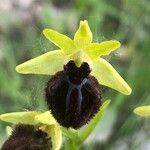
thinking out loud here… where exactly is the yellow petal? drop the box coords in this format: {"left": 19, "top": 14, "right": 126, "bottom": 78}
{"left": 134, "top": 105, "right": 150, "bottom": 117}
{"left": 0, "top": 111, "right": 39, "bottom": 125}
{"left": 91, "top": 58, "right": 132, "bottom": 95}
{"left": 74, "top": 20, "right": 92, "bottom": 49}
{"left": 43, "top": 29, "right": 76, "bottom": 55}
{"left": 43, "top": 125, "right": 62, "bottom": 150}
{"left": 85, "top": 40, "right": 121, "bottom": 59}
{"left": 16, "top": 50, "right": 67, "bottom": 75}
{"left": 35, "top": 111, "right": 57, "bottom": 125}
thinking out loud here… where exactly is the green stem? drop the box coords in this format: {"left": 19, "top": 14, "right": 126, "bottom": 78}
{"left": 61, "top": 127, "right": 81, "bottom": 143}
{"left": 65, "top": 139, "right": 80, "bottom": 150}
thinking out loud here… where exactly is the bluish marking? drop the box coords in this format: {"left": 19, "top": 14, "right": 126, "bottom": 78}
{"left": 65, "top": 76, "right": 88, "bottom": 113}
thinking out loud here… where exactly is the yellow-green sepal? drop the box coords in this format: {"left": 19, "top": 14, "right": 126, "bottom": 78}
{"left": 0, "top": 111, "right": 40, "bottom": 125}
{"left": 134, "top": 105, "right": 150, "bottom": 117}
{"left": 43, "top": 29, "right": 76, "bottom": 55}
{"left": 16, "top": 50, "right": 68, "bottom": 75}
{"left": 74, "top": 20, "right": 92, "bottom": 49}
{"left": 91, "top": 58, "right": 132, "bottom": 95}
{"left": 85, "top": 40, "right": 120, "bottom": 59}
{"left": 36, "top": 111, "right": 62, "bottom": 150}
{"left": 6, "top": 126, "right": 13, "bottom": 137}
{"left": 35, "top": 111, "right": 57, "bottom": 125}
{"left": 42, "top": 125, "right": 62, "bottom": 150}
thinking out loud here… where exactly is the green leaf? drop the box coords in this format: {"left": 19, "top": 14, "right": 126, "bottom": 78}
{"left": 78, "top": 100, "right": 111, "bottom": 143}
{"left": 65, "top": 139, "right": 80, "bottom": 150}
{"left": 61, "top": 127, "right": 80, "bottom": 143}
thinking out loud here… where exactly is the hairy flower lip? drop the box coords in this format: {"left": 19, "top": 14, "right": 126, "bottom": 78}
{"left": 15, "top": 20, "right": 132, "bottom": 95}
{"left": 45, "top": 61, "right": 102, "bottom": 129}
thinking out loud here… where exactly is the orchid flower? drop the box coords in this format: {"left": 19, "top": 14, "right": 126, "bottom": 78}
{"left": 134, "top": 105, "right": 150, "bottom": 117}
{"left": 16, "top": 20, "right": 131, "bottom": 95}
{"left": 0, "top": 111, "right": 62, "bottom": 150}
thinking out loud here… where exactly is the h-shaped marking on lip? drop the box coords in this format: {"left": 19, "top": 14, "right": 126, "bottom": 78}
{"left": 66, "top": 76, "right": 88, "bottom": 113}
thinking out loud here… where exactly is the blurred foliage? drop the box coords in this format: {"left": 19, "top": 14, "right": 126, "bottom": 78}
{"left": 0, "top": 0, "right": 150, "bottom": 149}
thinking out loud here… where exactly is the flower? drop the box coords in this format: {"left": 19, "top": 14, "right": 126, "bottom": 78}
{"left": 2, "top": 124, "right": 52, "bottom": 150}
{"left": 134, "top": 105, "right": 150, "bottom": 117}
{"left": 16, "top": 20, "right": 131, "bottom": 95}
{"left": 0, "top": 111, "right": 62, "bottom": 150}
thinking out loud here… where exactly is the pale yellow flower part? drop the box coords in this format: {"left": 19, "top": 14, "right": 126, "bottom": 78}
{"left": 91, "top": 58, "right": 131, "bottom": 95}
{"left": 0, "top": 111, "right": 62, "bottom": 150}
{"left": 85, "top": 40, "right": 121, "bottom": 59}
{"left": 34, "top": 112, "right": 62, "bottom": 150}
{"left": 6, "top": 126, "right": 13, "bottom": 137}
{"left": 16, "top": 20, "right": 132, "bottom": 95}
{"left": 134, "top": 105, "right": 150, "bottom": 117}
{"left": 0, "top": 111, "right": 39, "bottom": 125}
{"left": 16, "top": 50, "right": 68, "bottom": 75}
{"left": 35, "top": 111, "right": 57, "bottom": 125}
{"left": 43, "top": 29, "right": 76, "bottom": 55}
{"left": 74, "top": 20, "right": 92, "bottom": 49}
{"left": 42, "top": 125, "right": 62, "bottom": 150}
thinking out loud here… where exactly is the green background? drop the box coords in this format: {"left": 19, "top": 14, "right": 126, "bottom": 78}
{"left": 0, "top": 0, "right": 150, "bottom": 149}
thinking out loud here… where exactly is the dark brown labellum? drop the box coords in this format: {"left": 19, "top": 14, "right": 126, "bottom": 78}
{"left": 45, "top": 60, "right": 102, "bottom": 129}
{"left": 1, "top": 124, "right": 52, "bottom": 150}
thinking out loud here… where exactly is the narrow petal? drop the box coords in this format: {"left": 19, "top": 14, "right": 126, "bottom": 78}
{"left": 134, "top": 105, "right": 150, "bottom": 117}
{"left": 0, "top": 111, "right": 39, "bottom": 125}
{"left": 74, "top": 20, "right": 92, "bottom": 49}
{"left": 43, "top": 29, "right": 76, "bottom": 55}
{"left": 85, "top": 40, "right": 121, "bottom": 59}
{"left": 91, "top": 58, "right": 132, "bottom": 95}
{"left": 16, "top": 50, "right": 67, "bottom": 75}
{"left": 35, "top": 111, "right": 57, "bottom": 125}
